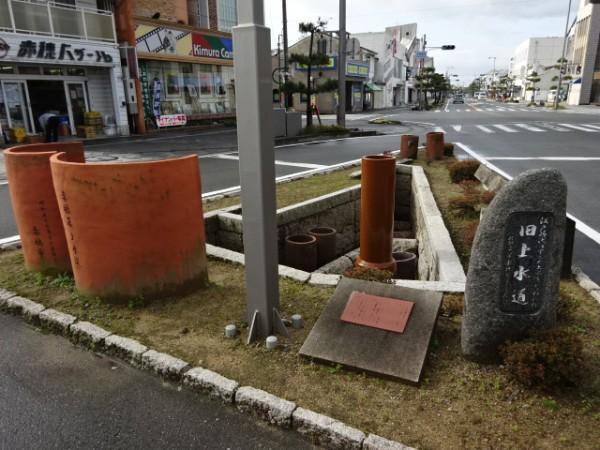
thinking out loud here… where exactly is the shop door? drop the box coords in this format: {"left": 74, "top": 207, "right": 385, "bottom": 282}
{"left": 66, "top": 82, "right": 89, "bottom": 133}
{"left": 1, "top": 81, "right": 33, "bottom": 133}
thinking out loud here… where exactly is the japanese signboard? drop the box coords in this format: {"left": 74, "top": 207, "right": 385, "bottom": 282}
{"left": 295, "top": 56, "right": 337, "bottom": 71}
{"left": 499, "top": 212, "right": 554, "bottom": 314}
{"left": 0, "top": 36, "right": 117, "bottom": 66}
{"left": 135, "top": 22, "right": 233, "bottom": 62}
{"left": 346, "top": 61, "right": 369, "bottom": 78}
{"left": 156, "top": 114, "right": 187, "bottom": 128}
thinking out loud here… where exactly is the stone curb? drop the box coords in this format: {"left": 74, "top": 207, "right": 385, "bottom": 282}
{"left": 69, "top": 321, "right": 112, "bottom": 351}
{"left": 104, "top": 334, "right": 148, "bottom": 367}
{"left": 573, "top": 266, "right": 600, "bottom": 306}
{"left": 0, "top": 292, "right": 414, "bottom": 450}
{"left": 292, "top": 407, "right": 365, "bottom": 449}
{"left": 183, "top": 367, "right": 239, "bottom": 403}
{"left": 39, "top": 308, "right": 77, "bottom": 336}
{"left": 141, "top": 350, "right": 190, "bottom": 381}
{"left": 5, "top": 296, "right": 45, "bottom": 325}
{"left": 235, "top": 386, "right": 297, "bottom": 428}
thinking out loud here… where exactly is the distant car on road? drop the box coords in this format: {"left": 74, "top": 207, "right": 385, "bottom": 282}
{"left": 476, "top": 92, "right": 487, "bottom": 100}
{"left": 453, "top": 94, "right": 465, "bottom": 104}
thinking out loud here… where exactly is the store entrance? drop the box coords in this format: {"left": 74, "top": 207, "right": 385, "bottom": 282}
{"left": 27, "top": 80, "right": 68, "bottom": 133}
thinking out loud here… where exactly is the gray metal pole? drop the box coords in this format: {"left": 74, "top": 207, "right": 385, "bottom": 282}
{"left": 555, "top": 0, "right": 572, "bottom": 110}
{"left": 233, "top": 0, "right": 286, "bottom": 341}
{"left": 282, "top": 0, "right": 289, "bottom": 109}
{"left": 337, "top": 0, "right": 346, "bottom": 128}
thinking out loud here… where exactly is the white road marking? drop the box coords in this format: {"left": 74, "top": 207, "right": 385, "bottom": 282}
{"left": 496, "top": 107, "right": 506, "bottom": 111}
{"left": 0, "top": 235, "right": 20, "bottom": 246}
{"left": 465, "top": 110, "right": 471, "bottom": 113}
{"left": 451, "top": 125, "right": 462, "bottom": 132}
{"left": 476, "top": 125, "right": 494, "bottom": 133}
{"left": 514, "top": 123, "right": 545, "bottom": 132}
{"left": 538, "top": 123, "right": 570, "bottom": 132}
{"left": 444, "top": 99, "right": 450, "bottom": 112}
{"left": 434, "top": 126, "right": 446, "bottom": 133}
{"left": 487, "top": 156, "right": 600, "bottom": 161}
{"left": 493, "top": 124, "right": 518, "bottom": 133}
{"left": 434, "top": 110, "right": 441, "bottom": 113}
{"left": 559, "top": 123, "right": 599, "bottom": 132}
{"left": 520, "top": 109, "right": 528, "bottom": 112}
{"left": 583, "top": 124, "right": 600, "bottom": 130}
{"left": 486, "top": 108, "right": 495, "bottom": 112}
{"left": 213, "top": 153, "right": 326, "bottom": 169}
{"left": 454, "top": 142, "right": 600, "bottom": 246}
{"left": 506, "top": 108, "right": 516, "bottom": 111}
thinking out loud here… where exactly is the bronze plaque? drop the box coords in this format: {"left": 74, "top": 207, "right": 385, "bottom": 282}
{"left": 341, "top": 291, "right": 414, "bottom": 333}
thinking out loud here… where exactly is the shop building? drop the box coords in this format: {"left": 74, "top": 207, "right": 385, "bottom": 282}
{"left": 273, "top": 33, "right": 377, "bottom": 114}
{"left": 0, "top": 0, "right": 129, "bottom": 140}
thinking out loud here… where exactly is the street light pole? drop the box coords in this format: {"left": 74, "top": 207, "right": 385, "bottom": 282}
{"left": 233, "top": 0, "right": 287, "bottom": 342}
{"left": 282, "top": 0, "right": 289, "bottom": 109}
{"left": 337, "top": 0, "right": 346, "bottom": 128}
{"left": 555, "top": 0, "right": 573, "bottom": 110}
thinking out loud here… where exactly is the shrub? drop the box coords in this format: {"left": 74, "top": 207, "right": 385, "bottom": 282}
{"left": 459, "top": 180, "right": 480, "bottom": 196}
{"left": 448, "top": 160, "right": 480, "bottom": 183}
{"left": 343, "top": 267, "right": 393, "bottom": 284}
{"left": 462, "top": 219, "right": 480, "bottom": 248}
{"left": 480, "top": 190, "right": 496, "bottom": 205}
{"left": 441, "top": 294, "right": 464, "bottom": 317}
{"left": 444, "top": 143, "right": 455, "bottom": 157}
{"left": 500, "top": 328, "right": 584, "bottom": 388}
{"left": 449, "top": 194, "right": 479, "bottom": 216}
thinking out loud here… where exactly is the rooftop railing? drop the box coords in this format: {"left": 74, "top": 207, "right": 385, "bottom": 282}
{"left": 0, "top": 0, "right": 116, "bottom": 43}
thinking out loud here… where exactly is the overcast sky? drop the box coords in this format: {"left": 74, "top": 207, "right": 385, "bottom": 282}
{"left": 263, "top": 0, "right": 577, "bottom": 84}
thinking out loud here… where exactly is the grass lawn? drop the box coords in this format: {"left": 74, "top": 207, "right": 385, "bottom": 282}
{"left": 2, "top": 153, "right": 599, "bottom": 449}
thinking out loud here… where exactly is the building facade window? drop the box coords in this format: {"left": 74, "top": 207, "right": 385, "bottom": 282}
{"left": 188, "top": 0, "right": 209, "bottom": 29}
{"left": 217, "top": 0, "right": 237, "bottom": 33}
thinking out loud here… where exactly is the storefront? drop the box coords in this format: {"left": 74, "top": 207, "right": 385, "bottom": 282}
{"left": 0, "top": 34, "right": 128, "bottom": 140}
{"left": 134, "top": 19, "right": 235, "bottom": 127}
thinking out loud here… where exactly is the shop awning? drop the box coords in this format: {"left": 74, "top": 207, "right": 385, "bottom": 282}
{"left": 365, "top": 82, "right": 384, "bottom": 92}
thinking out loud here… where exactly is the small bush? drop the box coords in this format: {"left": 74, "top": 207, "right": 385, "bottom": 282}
{"left": 448, "top": 160, "right": 480, "bottom": 183}
{"left": 343, "top": 267, "right": 393, "bottom": 284}
{"left": 459, "top": 180, "right": 480, "bottom": 196}
{"left": 462, "top": 219, "right": 480, "bottom": 248}
{"left": 480, "top": 190, "right": 496, "bottom": 205}
{"left": 500, "top": 328, "right": 584, "bottom": 388}
{"left": 441, "top": 294, "right": 464, "bottom": 317}
{"left": 444, "top": 143, "right": 455, "bottom": 157}
{"left": 449, "top": 194, "right": 479, "bottom": 216}
{"left": 302, "top": 125, "right": 349, "bottom": 136}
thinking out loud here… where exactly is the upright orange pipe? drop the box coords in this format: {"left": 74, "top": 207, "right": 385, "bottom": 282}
{"left": 356, "top": 154, "right": 396, "bottom": 272}
{"left": 426, "top": 132, "right": 445, "bottom": 161}
{"left": 4, "top": 142, "right": 84, "bottom": 273}
{"left": 400, "top": 135, "right": 419, "bottom": 159}
{"left": 50, "top": 153, "right": 208, "bottom": 299}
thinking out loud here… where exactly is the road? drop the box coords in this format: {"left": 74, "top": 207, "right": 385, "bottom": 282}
{"left": 0, "top": 313, "right": 313, "bottom": 449}
{"left": 1, "top": 100, "right": 600, "bottom": 282}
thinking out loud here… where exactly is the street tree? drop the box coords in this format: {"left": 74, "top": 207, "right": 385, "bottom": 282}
{"left": 525, "top": 71, "right": 541, "bottom": 104}
{"left": 415, "top": 68, "right": 449, "bottom": 108}
{"left": 497, "top": 75, "right": 513, "bottom": 100}
{"left": 283, "top": 20, "right": 337, "bottom": 128}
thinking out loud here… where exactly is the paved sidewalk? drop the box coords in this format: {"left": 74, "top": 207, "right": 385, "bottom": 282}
{"left": 0, "top": 313, "right": 314, "bottom": 449}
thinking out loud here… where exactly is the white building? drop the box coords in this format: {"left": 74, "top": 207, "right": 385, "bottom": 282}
{"left": 509, "top": 37, "right": 564, "bottom": 102}
{"left": 354, "top": 24, "right": 422, "bottom": 108}
{"left": 567, "top": 0, "right": 600, "bottom": 105}
{"left": 0, "top": 0, "right": 130, "bottom": 139}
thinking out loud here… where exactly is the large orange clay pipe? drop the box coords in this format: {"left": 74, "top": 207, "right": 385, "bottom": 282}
{"left": 356, "top": 154, "right": 396, "bottom": 273}
{"left": 50, "top": 153, "right": 208, "bottom": 299}
{"left": 4, "top": 142, "right": 84, "bottom": 273}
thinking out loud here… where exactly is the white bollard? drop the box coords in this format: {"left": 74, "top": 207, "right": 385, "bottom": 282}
{"left": 225, "top": 324, "right": 237, "bottom": 338}
{"left": 265, "top": 335, "right": 278, "bottom": 350}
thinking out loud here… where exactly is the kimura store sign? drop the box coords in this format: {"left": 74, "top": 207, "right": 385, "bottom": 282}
{"left": 191, "top": 33, "right": 233, "bottom": 60}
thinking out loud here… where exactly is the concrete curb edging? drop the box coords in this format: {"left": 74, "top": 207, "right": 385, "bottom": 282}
{"left": 0, "top": 287, "right": 414, "bottom": 449}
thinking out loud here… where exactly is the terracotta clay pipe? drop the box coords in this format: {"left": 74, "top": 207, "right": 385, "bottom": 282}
{"left": 426, "top": 131, "right": 445, "bottom": 161}
{"left": 356, "top": 154, "right": 396, "bottom": 273}
{"left": 3, "top": 142, "right": 84, "bottom": 273}
{"left": 400, "top": 135, "right": 419, "bottom": 159}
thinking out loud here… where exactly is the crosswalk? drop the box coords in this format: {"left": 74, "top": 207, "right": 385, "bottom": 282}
{"left": 434, "top": 106, "right": 542, "bottom": 113}
{"left": 432, "top": 122, "right": 600, "bottom": 135}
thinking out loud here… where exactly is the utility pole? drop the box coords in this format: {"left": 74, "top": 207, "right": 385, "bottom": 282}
{"left": 282, "top": 0, "right": 289, "bottom": 109}
{"left": 555, "top": 0, "right": 573, "bottom": 110}
{"left": 488, "top": 56, "right": 496, "bottom": 98}
{"left": 337, "top": 0, "right": 346, "bottom": 128}
{"left": 233, "top": 0, "right": 287, "bottom": 342}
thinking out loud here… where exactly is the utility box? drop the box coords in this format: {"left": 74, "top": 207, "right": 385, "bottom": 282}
{"left": 272, "top": 108, "right": 286, "bottom": 138}
{"left": 286, "top": 111, "right": 302, "bottom": 137}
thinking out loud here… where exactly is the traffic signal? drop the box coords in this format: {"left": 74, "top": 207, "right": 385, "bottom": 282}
{"left": 442, "top": 45, "right": 456, "bottom": 50}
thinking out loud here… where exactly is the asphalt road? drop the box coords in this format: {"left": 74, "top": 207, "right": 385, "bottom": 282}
{"left": 2, "top": 100, "right": 600, "bottom": 282}
{"left": 0, "top": 313, "right": 313, "bottom": 449}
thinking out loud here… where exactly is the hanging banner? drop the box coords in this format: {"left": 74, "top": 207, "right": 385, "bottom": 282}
{"left": 151, "top": 78, "right": 161, "bottom": 117}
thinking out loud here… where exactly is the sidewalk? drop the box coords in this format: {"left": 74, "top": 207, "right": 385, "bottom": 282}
{"left": 561, "top": 104, "right": 600, "bottom": 114}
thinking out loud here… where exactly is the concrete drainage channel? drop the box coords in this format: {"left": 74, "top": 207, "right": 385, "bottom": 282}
{"left": 0, "top": 289, "right": 413, "bottom": 450}
{"left": 206, "top": 164, "right": 466, "bottom": 293}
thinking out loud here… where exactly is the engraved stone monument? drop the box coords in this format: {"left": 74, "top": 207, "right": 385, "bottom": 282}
{"left": 462, "top": 168, "right": 567, "bottom": 362}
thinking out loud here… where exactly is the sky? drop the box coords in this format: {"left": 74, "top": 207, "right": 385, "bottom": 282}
{"left": 263, "top": 0, "right": 578, "bottom": 85}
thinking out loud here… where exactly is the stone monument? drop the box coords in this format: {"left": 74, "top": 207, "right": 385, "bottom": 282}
{"left": 462, "top": 168, "right": 567, "bottom": 362}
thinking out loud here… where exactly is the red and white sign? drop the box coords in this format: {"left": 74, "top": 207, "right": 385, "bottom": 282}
{"left": 156, "top": 114, "right": 187, "bottom": 128}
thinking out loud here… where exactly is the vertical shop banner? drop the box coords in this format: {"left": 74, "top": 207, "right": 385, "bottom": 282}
{"left": 139, "top": 63, "right": 152, "bottom": 119}
{"left": 151, "top": 78, "right": 161, "bottom": 117}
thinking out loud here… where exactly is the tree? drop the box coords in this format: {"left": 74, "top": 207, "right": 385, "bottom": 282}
{"left": 525, "top": 71, "right": 541, "bottom": 103}
{"left": 497, "top": 75, "right": 513, "bottom": 100}
{"left": 415, "top": 68, "right": 450, "bottom": 108}
{"left": 283, "top": 20, "right": 335, "bottom": 128}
